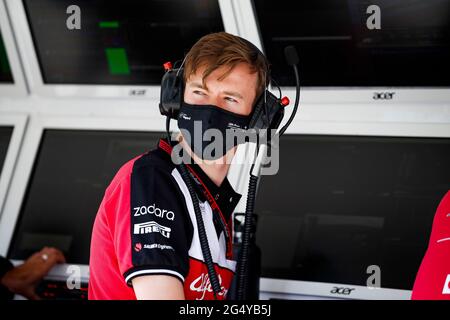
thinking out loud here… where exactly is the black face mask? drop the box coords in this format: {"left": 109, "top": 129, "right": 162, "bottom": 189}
{"left": 177, "top": 102, "right": 251, "bottom": 160}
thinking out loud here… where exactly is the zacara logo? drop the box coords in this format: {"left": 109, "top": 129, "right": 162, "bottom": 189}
{"left": 189, "top": 273, "right": 227, "bottom": 300}
{"left": 133, "top": 204, "right": 175, "bottom": 221}
{"left": 330, "top": 287, "right": 355, "bottom": 295}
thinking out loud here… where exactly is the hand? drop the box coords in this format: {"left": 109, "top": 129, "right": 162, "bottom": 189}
{"left": 1, "top": 247, "right": 66, "bottom": 300}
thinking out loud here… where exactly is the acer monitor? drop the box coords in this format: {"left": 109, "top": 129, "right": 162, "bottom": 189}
{"left": 5, "top": 0, "right": 236, "bottom": 98}
{"left": 0, "top": 0, "right": 27, "bottom": 96}
{"left": 234, "top": 0, "right": 450, "bottom": 104}
{"left": 255, "top": 133, "right": 450, "bottom": 300}
{"left": 0, "top": 115, "right": 166, "bottom": 298}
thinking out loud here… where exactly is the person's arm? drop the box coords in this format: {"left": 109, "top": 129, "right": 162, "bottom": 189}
{"left": 1, "top": 247, "right": 65, "bottom": 300}
{"left": 132, "top": 275, "right": 185, "bottom": 300}
{"left": 0, "top": 256, "right": 14, "bottom": 300}
{"left": 109, "top": 164, "right": 193, "bottom": 300}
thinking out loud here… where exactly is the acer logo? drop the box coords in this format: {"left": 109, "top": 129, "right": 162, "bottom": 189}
{"left": 373, "top": 92, "right": 395, "bottom": 100}
{"left": 129, "top": 89, "right": 146, "bottom": 96}
{"left": 330, "top": 287, "right": 355, "bottom": 295}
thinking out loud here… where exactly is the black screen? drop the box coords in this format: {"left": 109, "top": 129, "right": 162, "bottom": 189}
{"left": 254, "top": 0, "right": 450, "bottom": 87}
{"left": 0, "top": 29, "right": 13, "bottom": 83}
{"left": 0, "top": 126, "right": 13, "bottom": 172}
{"left": 8, "top": 130, "right": 164, "bottom": 264}
{"left": 255, "top": 135, "right": 450, "bottom": 290}
{"left": 23, "top": 0, "right": 224, "bottom": 85}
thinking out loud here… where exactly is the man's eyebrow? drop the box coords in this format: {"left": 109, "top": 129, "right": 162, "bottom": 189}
{"left": 188, "top": 82, "right": 243, "bottom": 99}
{"left": 188, "top": 81, "right": 207, "bottom": 90}
{"left": 223, "top": 90, "right": 243, "bottom": 100}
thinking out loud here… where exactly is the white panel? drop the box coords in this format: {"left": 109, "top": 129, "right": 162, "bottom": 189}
{"left": 231, "top": 0, "right": 263, "bottom": 50}
{"left": 0, "top": 0, "right": 27, "bottom": 96}
{"left": 260, "top": 278, "right": 412, "bottom": 300}
{"left": 218, "top": 0, "right": 239, "bottom": 36}
{"left": 0, "top": 113, "right": 27, "bottom": 220}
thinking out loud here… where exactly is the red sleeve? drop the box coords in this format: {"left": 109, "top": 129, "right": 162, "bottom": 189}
{"left": 101, "top": 156, "right": 138, "bottom": 278}
{"left": 412, "top": 191, "right": 450, "bottom": 300}
{"left": 102, "top": 155, "right": 193, "bottom": 286}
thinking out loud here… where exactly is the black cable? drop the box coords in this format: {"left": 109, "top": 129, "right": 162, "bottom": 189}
{"left": 235, "top": 51, "right": 301, "bottom": 300}
{"left": 264, "top": 92, "right": 270, "bottom": 130}
{"left": 234, "top": 47, "right": 301, "bottom": 300}
{"left": 177, "top": 164, "right": 222, "bottom": 298}
{"left": 165, "top": 117, "right": 221, "bottom": 299}
{"left": 235, "top": 173, "right": 259, "bottom": 300}
{"left": 270, "top": 78, "right": 282, "bottom": 99}
{"left": 278, "top": 64, "right": 300, "bottom": 136}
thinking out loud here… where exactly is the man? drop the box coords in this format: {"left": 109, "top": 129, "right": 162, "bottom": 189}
{"left": 88, "top": 32, "right": 269, "bottom": 300}
{"left": 412, "top": 190, "right": 450, "bottom": 300}
{"left": 0, "top": 247, "right": 65, "bottom": 300}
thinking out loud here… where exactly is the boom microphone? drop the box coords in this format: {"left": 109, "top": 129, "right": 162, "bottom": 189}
{"left": 278, "top": 46, "right": 300, "bottom": 136}
{"left": 284, "top": 45, "right": 299, "bottom": 66}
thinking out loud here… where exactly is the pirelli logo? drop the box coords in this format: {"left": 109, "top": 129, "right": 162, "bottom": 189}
{"left": 133, "top": 221, "right": 171, "bottom": 238}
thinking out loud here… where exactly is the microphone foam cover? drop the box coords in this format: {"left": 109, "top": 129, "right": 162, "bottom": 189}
{"left": 284, "top": 46, "right": 299, "bottom": 66}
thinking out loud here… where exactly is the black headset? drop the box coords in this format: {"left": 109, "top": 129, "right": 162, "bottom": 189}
{"left": 158, "top": 36, "right": 288, "bottom": 132}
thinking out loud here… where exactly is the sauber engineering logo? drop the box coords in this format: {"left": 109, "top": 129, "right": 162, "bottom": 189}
{"left": 134, "top": 243, "right": 142, "bottom": 252}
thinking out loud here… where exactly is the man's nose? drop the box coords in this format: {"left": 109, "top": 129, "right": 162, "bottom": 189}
{"left": 210, "top": 95, "right": 225, "bottom": 110}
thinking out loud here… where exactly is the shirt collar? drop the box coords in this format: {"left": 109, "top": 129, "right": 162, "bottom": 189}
{"left": 157, "top": 139, "right": 242, "bottom": 220}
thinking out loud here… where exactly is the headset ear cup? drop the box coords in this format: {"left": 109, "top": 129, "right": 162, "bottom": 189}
{"left": 159, "top": 68, "right": 184, "bottom": 119}
{"left": 248, "top": 89, "right": 284, "bottom": 131}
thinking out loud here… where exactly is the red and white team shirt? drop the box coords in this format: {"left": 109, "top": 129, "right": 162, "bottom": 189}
{"left": 412, "top": 190, "right": 450, "bottom": 300}
{"left": 88, "top": 139, "right": 241, "bottom": 300}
